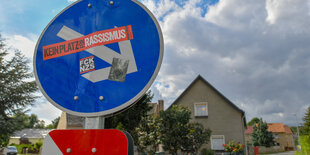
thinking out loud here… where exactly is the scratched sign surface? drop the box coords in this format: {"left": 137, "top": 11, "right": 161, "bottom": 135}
{"left": 34, "top": 0, "right": 163, "bottom": 116}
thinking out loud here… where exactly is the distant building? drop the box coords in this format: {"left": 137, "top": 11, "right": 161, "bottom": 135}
{"left": 57, "top": 112, "right": 84, "bottom": 129}
{"left": 148, "top": 100, "right": 164, "bottom": 116}
{"left": 168, "top": 75, "right": 247, "bottom": 152}
{"left": 245, "top": 123, "right": 295, "bottom": 151}
{"left": 245, "top": 126, "right": 253, "bottom": 145}
{"left": 9, "top": 129, "right": 52, "bottom": 145}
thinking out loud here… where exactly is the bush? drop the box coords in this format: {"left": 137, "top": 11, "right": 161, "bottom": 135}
{"left": 201, "top": 148, "right": 214, "bottom": 155}
{"left": 300, "top": 135, "right": 310, "bottom": 154}
{"left": 10, "top": 143, "right": 41, "bottom": 154}
{"left": 34, "top": 141, "right": 43, "bottom": 151}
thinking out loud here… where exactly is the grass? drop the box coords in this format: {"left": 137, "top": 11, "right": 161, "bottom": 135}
{"left": 295, "top": 135, "right": 310, "bottom": 155}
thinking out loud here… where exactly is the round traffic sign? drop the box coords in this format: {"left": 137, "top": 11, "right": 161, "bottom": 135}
{"left": 34, "top": 0, "right": 163, "bottom": 116}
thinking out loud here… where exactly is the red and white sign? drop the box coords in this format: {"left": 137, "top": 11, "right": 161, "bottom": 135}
{"left": 42, "top": 129, "right": 133, "bottom": 155}
{"left": 42, "top": 25, "right": 133, "bottom": 60}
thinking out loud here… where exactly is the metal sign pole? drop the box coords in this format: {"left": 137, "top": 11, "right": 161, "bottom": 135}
{"left": 84, "top": 116, "right": 105, "bottom": 129}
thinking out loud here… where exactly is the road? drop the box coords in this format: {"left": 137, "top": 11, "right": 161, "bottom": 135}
{"left": 266, "top": 151, "right": 296, "bottom": 155}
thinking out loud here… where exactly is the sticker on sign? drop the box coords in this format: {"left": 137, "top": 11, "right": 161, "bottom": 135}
{"left": 43, "top": 25, "right": 133, "bottom": 60}
{"left": 80, "top": 56, "right": 95, "bottom": 74}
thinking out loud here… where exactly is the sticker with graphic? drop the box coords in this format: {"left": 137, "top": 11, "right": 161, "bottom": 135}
{"left": 80, "top": 56, "right": 95, "bottom": 74}
{"left": 108, "top": 58, "right": 129, "bottom": 82}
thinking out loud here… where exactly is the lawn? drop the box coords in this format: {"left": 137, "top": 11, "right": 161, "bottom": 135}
{"left": 295, "top": 135, "right": 310, "bottom": 155}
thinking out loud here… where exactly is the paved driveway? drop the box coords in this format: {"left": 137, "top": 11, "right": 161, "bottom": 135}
{"left": 266, "top": 151, "right": 296, "bottom": 155}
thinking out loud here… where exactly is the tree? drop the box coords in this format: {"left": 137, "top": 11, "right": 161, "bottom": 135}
{"left": 12, "top": 111, "right": 45, "bottom": 129}
{"left": 181, "top": 123, "right": 211, "bottom": 154}
{"left": 159, "top": 105, "right": 191, "bottom": 154}
{"left": 247, "top": 117, "right": 260, "bottom": 126}
{"left": 303, "top": 106, "right": 310, "bottom": 134}
{"left": 105, "top": 91, "right": 153, "bottom": 142}
{"left": 46, "top": 117, "right": 60, "bottom": 129}
{"left": 135, "top": 115, "right": 161, "bottom": 154}
{"left": 0, "top": 35, "right": 38, "bottom": 146}
{"left": 34, "top": 120, "right": 45, "bottom": 128}
{"left": 251, "top": 118, "right": 274, "bottom": 147}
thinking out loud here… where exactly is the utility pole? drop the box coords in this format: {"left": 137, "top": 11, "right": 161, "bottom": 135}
{"left": 294, "top": 113, "right": 302, "bottom": 154}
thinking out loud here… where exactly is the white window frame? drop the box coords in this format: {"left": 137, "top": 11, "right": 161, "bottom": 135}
{"left": 194, "top": 102, "right": 208, "bottom": 117}
{"left": 210, "top": 135, "right": 225, "bottom": 150}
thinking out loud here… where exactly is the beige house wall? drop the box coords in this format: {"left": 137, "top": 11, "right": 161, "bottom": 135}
{"left": 8, "top": 138, "right": 19, "bottom": 145}
{"left": 57, "top": 112, "right": 67, "bottom": 129}
{"left": 57, "top": 112, "right": 84, "bottom": 129}
{"left": 173, "top": 78, "right": 246, "bottom": 150}
{"left": 245, "top": 134, "right": 251, "bottom": 145}
{"left": 274, "top": 133, "right": 294, "bottom": 149}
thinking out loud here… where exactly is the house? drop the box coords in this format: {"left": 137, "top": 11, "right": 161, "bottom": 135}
{"left": 9, "top": 129, "right": 52, "bottom": 145}
{"left": 245, "top": 123, "right": 295, "bottom": 151}
{"left": 168, "top": 75, "right": 247, "bottom": 152}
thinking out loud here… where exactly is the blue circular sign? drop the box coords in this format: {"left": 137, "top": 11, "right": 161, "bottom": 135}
{"left": 34, "top": 0, "right": 163, "bottom": 116}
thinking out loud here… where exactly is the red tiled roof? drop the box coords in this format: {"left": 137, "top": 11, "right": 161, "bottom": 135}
{"left": 245, "top": 126, "right": 253, "bottom": 134}
{"left": 245, "top": 123, "right": 292, "bottom": 134}
{"left": 284, "top": 125, "right": 293, "bottom": 134}
{"left": 268, "top": 123, "right": 286, "bottom": 133}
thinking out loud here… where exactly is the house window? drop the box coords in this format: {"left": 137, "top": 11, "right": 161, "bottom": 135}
{"left": 194, "top": 102, "right": 208, "bottom": 117}
{"left": 211, "top": 135, "right": 225, "bottom": 150}
{"left": 275, "top": 133, "right": 279, "bottom": 139}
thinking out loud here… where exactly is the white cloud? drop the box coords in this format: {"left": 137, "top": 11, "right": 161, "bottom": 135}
{"left": 4, "top": 34, "right": 37, "bottom": 59}
{"left": 265, "top": 0, "right": 310, "bottom": 35}
{"left": 146, "top": 0, "right": 310, "bottom": 125}
{"left": 29, "top": 98, "right": 62, "bottom": 125}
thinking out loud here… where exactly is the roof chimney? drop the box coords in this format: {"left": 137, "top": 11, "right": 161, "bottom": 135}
{"left": 158, "top": 100, "right": 164, "bottom": 112}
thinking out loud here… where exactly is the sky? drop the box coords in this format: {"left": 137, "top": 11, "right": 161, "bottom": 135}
{"left": 0, "top": 0, "right": 309, "bottom": 126}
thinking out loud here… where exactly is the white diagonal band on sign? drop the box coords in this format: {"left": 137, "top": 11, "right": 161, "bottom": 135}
{"left": 56, "top": 26, "right": 137, "bottom": 83}
{"left": 119, "top": 40, "right": 137, "bottom": 73}
{"left": 42, "top": 134, "right": 63, "bottom": 155}
{"left": 82, "top": 67, "right": 111, "bottom": 83}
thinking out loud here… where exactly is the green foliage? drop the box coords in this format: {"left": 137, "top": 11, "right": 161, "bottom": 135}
{"left": 251, "top": 118, "right": 274, "bottom": 147}
{"left": 200, "top": 148, "right": 214, "bottom": 155}
{"left": 0, "top": 35, "right": 38, "bottom": 146}
{"left": 135, "top": 115, "right": 161, "bottom": 154}
{"left": 46, "top": 116, "right": 60, "bottom": 129}
{"left": 247, "top": 117, "right": 260, "bottom": 126}
{"left": 10, "top": 142, "right": 42, "bottom": 154}
{"left": 303, "top": 106, "right": 310, "bottom": 134}
{"left": 34, "top": 141, "right": 43, "bottom": 151}
{"left": 105, "top": 91, "right": 153, "bottom": 142}
{"left": 0, "top": 115, "right": 14, "bottom": 147}
{"left": 116, "top": 122, "right": 125, "bottom": 130}
{"left": 12, "top": 111, "right": 46, "bottom": 129}
{"left": 300, "top": 135, "right": 310, "bottom": 154}
{"left": 181, "top": 123, "right": 211, "bottom": 154}
{"left": 134, "top": 105, "right": 211, "bottom": 154}
{"left": 34, "top": 120, "right": 45, "bottom": 128}
{"left": 159, "top": 105, "right": 191, "bottom": 154}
